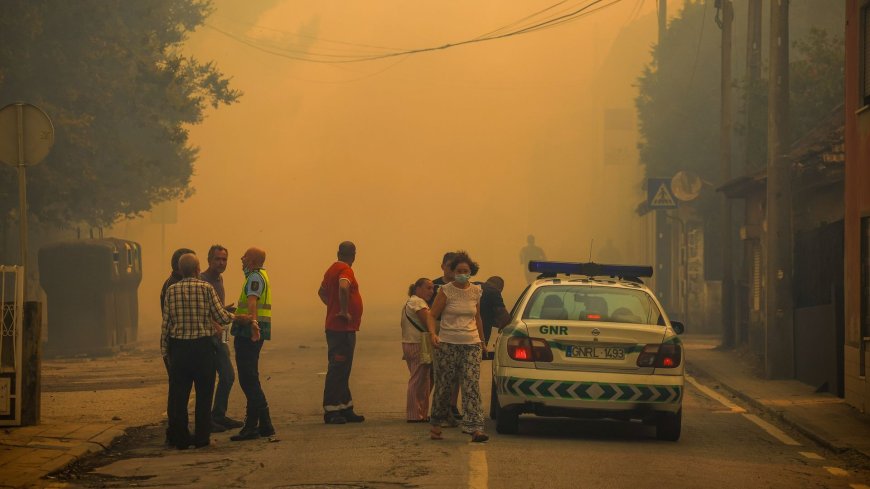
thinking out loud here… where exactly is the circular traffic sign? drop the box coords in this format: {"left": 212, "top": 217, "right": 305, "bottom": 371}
{"left": 0, "top": 103, "right": 54, "bottom": 167}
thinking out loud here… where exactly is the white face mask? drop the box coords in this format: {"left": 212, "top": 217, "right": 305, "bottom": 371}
{"left": 455, "top": 273, "right": 471, "bottom": 284}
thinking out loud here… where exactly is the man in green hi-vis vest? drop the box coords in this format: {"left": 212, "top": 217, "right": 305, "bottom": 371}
{"left": 230, "top": 247, "right": 275, "bottom": 441}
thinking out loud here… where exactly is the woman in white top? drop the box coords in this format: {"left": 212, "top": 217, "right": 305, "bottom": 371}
{"left": 401, "top": 278, "right": 435, "bottom": 422}
{"left": 426, "top": 251, "right": 489, "bottom": 442}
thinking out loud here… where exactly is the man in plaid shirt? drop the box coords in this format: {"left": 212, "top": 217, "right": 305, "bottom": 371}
{"left": 161, "top": 253, "right": 251, "bottom": 449}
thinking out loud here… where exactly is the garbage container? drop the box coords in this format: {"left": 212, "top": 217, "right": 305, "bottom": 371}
{"left": 38, "top": 238, "right": 142, "bottom": 357}
{"left": 105, "top": 238, "right": 142, "bottom": 348}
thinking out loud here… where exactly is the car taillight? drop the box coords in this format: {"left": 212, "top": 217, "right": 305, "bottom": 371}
{"left": 636, "top": 343, "right": 682, "bottom": 368}
{"left": 507, "top": 337, "right": 553, "bottom": 362}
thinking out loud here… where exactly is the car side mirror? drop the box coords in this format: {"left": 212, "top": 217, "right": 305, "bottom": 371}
{"left": 671, "top": 321, "right": 685, "bottom": 335}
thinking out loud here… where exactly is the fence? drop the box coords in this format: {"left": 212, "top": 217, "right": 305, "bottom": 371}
{"left": 0, "top": 265, "right": 23, "bottom": 426}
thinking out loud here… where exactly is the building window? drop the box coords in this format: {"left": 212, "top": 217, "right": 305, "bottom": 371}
{"left": 864, "top": 4, "right": 870, "bottom": 106}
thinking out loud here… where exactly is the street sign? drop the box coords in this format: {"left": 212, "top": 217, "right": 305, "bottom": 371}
{"left": 0, "top": 103, "right": 54, "bottom": 167}
{"left": 647, "top": 178, "right": 677, "bottom": 209}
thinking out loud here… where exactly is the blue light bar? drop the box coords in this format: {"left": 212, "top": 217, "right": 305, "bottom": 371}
{"left": 528, "top": 261, "right": 653, "bottom": 279}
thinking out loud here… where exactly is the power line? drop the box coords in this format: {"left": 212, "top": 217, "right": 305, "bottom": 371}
{"left": 205, "top": 0, "right": 629, "bottom": 64}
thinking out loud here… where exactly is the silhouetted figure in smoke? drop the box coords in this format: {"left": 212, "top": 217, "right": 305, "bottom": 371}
{"left": 519, "top": 235, "right": 547, "bottom": 283}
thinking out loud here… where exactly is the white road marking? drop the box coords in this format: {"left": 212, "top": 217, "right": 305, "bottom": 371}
{"left": 687, "top": 374, "right": 802, "bottom": 446}
{"left": 824, "top": 466, "right": 850, "bottom": 477}
{"left": 741, "top": 414, "right": 801, "bottom": 446}
{"left": 799, "top": 451, "right": 825, "bottom": 460}
{"left": 685, "top": 374, "right": 746, "bottom": 413}
{"left": 468, "top": 449, "right": 488, "bottom": 489}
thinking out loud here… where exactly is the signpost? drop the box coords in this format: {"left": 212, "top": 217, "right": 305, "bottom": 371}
{"left": 0, "top": 103, "right": 54, "bottom": 291}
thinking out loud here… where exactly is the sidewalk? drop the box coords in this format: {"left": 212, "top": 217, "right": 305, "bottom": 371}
{"left": 0, "top": 423, "right": 125, "bottom": 488}
{"left": 685, "top": 335, "right": 870, "bottom": 462}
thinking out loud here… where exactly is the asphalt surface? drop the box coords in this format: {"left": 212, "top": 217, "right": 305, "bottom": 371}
{"left": 44, "top": 324, "right": 870, "bottom": 489}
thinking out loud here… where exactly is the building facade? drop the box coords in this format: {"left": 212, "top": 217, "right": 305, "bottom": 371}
{"left": 844, "top": 0, "right": 870, "bottom": 413}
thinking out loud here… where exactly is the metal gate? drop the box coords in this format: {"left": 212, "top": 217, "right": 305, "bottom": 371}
{"left": 0, "top": 266, "right": 23, "bottom": 426}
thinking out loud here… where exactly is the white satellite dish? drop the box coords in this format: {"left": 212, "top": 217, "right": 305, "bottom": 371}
{"left": 671, "top": 170, "right": 703, "bottom": 202}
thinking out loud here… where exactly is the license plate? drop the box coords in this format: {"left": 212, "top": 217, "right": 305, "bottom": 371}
{"left": 565, "top": 345, "right": 625, "bottom": 360}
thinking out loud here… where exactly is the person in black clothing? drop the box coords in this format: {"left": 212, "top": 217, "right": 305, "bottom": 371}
{"left": 480, "top": 276, "right": 511, "bottom": 359}
{"left": 160, "top": 247, "right": 195, "bottom": 445}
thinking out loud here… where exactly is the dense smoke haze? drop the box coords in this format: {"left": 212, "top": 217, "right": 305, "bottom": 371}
{"left": 114, "top": 0, "right": 663, "bottom": 337}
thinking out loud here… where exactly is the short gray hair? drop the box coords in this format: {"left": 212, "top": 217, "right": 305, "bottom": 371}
{"left": 178, "top": 253, "right": 199, "bottom": 278}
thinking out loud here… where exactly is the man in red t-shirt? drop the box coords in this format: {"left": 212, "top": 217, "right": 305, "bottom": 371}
{"left": 317, "top": 241, "right": 365, "bottom": 424}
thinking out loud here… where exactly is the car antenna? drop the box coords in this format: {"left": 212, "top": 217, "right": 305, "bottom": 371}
{"left": 589, "top": 238, "right": 594, "bottom": 262}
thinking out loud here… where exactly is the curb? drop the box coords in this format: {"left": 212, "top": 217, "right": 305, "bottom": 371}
{"left": 687, "top": 362, "right": 870, "bottom": 463}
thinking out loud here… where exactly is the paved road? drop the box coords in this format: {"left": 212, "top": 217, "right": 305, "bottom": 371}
{"left": 47, "top": 325, "right": 870, "bottom": 489}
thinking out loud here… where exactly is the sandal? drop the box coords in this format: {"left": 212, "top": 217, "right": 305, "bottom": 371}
{"left": 470, "top": 431, "right": 489, "bottom": 443}
{"left": 429, "top": 426, "right": 443, "bottom": 440}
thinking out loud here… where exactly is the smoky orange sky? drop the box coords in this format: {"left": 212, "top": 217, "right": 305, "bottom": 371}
{"left": 118, "top": 0, "right": 669, "bottom": 338}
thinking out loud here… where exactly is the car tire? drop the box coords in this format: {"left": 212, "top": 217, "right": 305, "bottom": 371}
{"left": 655, "top": 409, "right": 682, "bottom": 441}
{"left": 495, "top": 403, "right": 519, "bottom": 435}
{"left": 489, "top": 379, "right": 498, "bottom": 420}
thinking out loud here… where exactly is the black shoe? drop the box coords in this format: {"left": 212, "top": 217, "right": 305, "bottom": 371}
{"left": 340, "top": 408, "right": 365, "bottom": 423}
{"left": 258, "top": 407, "right": 276, "bottom": 437}
{"left": 214, "top": 415, "right": 244, "bottom": 429}
{"left": 324, "top": 412, "right": 347, "bottom": 425}
{"left": 450, "top": 407, "right": 463, "bottom": 419}
{"left": 210, "top": 420, "right": 227, "bottom": 433}
{"left": 230, "top": 410, "right": 260, "bottom": 441}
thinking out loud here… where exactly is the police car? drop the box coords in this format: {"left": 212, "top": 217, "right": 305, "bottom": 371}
{"left": 490, "top": 261, "right": 685, "bottom": 441}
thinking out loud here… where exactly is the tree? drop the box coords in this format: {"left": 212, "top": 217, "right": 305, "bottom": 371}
{"left": 0, "top": 1, "right": 241, "bottom": 229}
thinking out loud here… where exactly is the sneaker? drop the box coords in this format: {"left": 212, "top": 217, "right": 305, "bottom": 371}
{"left": 324, "top": 413, "right": 347, "bottom": 425}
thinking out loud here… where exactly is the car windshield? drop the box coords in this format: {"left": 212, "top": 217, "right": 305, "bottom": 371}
{"left": 522, "top": 284, "right": 664, "bottom": 325}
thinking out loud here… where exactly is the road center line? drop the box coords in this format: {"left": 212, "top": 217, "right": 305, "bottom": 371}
{"left": 685, "top": 374, "right": 746, "bottom": 413}
{"left": 824, "top": 466, "right": 849, "bottom": 477}
{"left": 468, "top": 449, "right": 488, "bottom": 489}
{"left": 799, "top": 451, "right": 825, "bottom": 460}
{"left": 741, "top": 413, "right": 801, "bottom": 446}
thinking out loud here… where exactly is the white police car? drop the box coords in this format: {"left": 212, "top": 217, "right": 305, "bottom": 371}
{"left": 490, "top": 261, "right": 685, "bottom": 441}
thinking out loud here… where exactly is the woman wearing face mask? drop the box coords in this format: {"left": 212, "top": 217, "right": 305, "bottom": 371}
{"left": 401, "top": 278, "right": 435, "bottom": 422}
{"left": 426, "top": 251, "right": 488, "bottom": 442}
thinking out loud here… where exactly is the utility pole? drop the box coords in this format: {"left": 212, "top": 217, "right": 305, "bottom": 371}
{"left": 745, "top": 0, "right": 763, "bottom": 172}
{"left": 654, "top": 0, "right": 674, "bottom": 315}
{"left": 658, "top": 0, "right": 667, "bottom": 44}
{"left": 720, "top": 0, "right": 735, "bottom": 348}
{"left": 765, "top": 0, "right": 793, "bottom": 379}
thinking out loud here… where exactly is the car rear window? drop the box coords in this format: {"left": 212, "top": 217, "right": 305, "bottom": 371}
{"left": 522, "top": 284, "right": 664, "bottom": 325}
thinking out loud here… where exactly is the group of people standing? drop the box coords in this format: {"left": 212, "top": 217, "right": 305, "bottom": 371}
{"left": 158, "top": 241, "right": 507, "bottom": 449}
{"left": 158, "top": 241, "right": 367, "bottom": 449}
{"left": 401, "top": 251, "right": 511, "bottom": 443}
{"left": 159, "top": 245, "right": 273, "bottom": 449}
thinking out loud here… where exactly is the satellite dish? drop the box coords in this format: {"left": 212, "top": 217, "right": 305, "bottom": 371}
{"left": 671, "top": 170, "right": 703, "bottom": 202}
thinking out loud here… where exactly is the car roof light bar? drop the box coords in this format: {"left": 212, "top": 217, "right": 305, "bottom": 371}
{"left": 528, "top": 261, "right": 653, "bottom": 279}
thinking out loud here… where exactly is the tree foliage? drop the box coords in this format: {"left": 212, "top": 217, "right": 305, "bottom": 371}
{"left": 636, "top": 1, "right": 844, "bottom": 182}
{"left": 0, "top": 0, "right": 241, "bottom": 227}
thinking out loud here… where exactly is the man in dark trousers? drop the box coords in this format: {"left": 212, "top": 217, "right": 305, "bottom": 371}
{"left": 480, "top": 276, "right": 512, "bottom": 359}
{"left": 199, "top": 244, "right": 244, "bottom": 433}
{"left": 161, "top": 253, "right": 238, "bottom": 449}
{"left": 230, "top": 247, "right": 275, "bottom": 441}
{"left": 318, "top": 241, "right": 365, "bottom": 425}
{"left": 160, "top": 247, "right": 194, "bottom": 445}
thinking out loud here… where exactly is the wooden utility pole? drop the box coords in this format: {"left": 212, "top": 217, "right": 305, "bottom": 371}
{"left": 720, "top": 0, "right": 735, "bottom": 348}
{"left": 744, "top": 0, "right": 763, "bottom": 172}
{"left": 765, "top": 0, "right": 794, "bottom": 379}
{"left": 658, "top": 0, "right": 667, "bottom": 44}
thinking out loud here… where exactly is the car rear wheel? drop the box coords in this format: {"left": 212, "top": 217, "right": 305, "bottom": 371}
{"left": 489, "top": 379, "right": 498, "bottom": 420}
{"left": 655, "top": 409, "right": 682, "bottom": 441}
{"left": 495, "top": 402, "right": 519, "bottom": 434}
